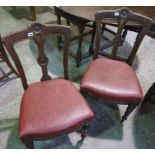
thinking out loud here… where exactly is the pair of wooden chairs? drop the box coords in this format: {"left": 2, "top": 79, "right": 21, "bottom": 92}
{"left": 1, "top": 8, "right": 152, "bottom": 148}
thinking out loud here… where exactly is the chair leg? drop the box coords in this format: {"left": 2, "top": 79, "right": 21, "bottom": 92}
{"left": 57, "top": 15, "right": 62, "bottom": 50}
{"left": 30, "top": 6, "right": 36, "bottom": 21}
{"left": 66, "top": 19, "right": 70, "bottom": 26}
{"left": 80, "top": 89, "right": 87, "bottom": 98}
{"left": 89, "top": 22, "right": 96, "bottom": 55}
{"left": 121, "top": 103, "right": 139, "bottom": 123}
{"left": 0, "top": 50, "right": 19, "bottom": 76}
{"left": 142, "top": 82, "right": 155, "bottom": 105}
{"left": 79, "top": 124, "right": 88, "bottom": 143}
{"left": 76, "top": 24, "right": 85, "bottom": 67}
{"left": 24, "top": 140, "right": 34, "bottom": 149}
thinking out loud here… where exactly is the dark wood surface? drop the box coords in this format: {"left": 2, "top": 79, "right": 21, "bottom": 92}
{"left": 61, "top": 6, "right": 155, "bottom": 22}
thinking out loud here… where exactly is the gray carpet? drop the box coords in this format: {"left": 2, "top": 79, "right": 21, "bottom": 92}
{"left": 1, "top": 6, "right": 155, "bottom": 149}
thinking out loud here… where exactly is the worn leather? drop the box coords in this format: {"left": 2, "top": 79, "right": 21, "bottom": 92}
{"left": 81, "top": 58, "right": 143, "bottom": 102}
{"left": 19, "top": 79, "right": 94, "bottom": 141}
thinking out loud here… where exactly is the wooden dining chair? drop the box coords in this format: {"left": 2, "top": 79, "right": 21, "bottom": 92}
{"left": 3, "top": 23, "right": 94, "bottom": 148}
{"left": 54, "top": 6, "right": 96, "bottom": 67}
{"left": 0, "top": 35, "right": 18, "bottom": 80}
{"left": 80, "top": 8, "right": 152, "bottom": 123}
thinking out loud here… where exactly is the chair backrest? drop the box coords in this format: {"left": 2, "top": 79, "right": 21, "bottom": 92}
{"left": 94, "top": 7, "right": 153, "bottom": 65}
{"left": 2, "top": 23, "right": 71, "bottom": 90}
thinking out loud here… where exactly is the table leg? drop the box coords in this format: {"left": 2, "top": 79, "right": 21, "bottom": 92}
{"left": 89, "top": 22, "right": 96, "bottom": 55}
{"left": 76, "top": 24, "right": 85, "bottom": 67}
{"left": 57, "top": 15, "right": 62, "bottom": 50}
{"left": 30, "top": 6, "right": 36, "bottom": 21}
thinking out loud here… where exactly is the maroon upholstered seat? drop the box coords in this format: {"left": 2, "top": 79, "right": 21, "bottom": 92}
{"left": 20, "top": 78, "right": 94, "bottom": 141}
{"left": 81, "top": 58, "right": 143, "bottom": 103}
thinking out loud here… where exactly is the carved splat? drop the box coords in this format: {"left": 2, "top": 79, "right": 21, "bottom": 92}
{"left": 29, "top": 24, "right": 51, "bottom": 81}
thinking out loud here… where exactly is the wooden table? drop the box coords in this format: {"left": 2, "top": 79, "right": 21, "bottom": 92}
{"left": 61, "top": 6, "right": 155, "bottom": 22}
{"left": 61, "top": 6, "right": 155, "bottom": 38}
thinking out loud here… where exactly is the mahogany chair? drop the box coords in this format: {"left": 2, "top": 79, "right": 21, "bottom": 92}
{"left": 3, "top": 23, "right": 94, "bottom": 148}
{"left": 80, "top": 8, "right": 152, "bottom": 123}
{"left": 0, "top": 35, "right": 18, "bottom": 80}
{"left": 54, "top": 6, "right": 95, "bottom": 67}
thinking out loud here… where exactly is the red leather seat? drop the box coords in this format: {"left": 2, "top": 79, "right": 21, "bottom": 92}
{"left": 81, "top": 58, "right": 143, "bottom": 103}
{"left": 19, "top": 78, "right": 94, "bottom": 141}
